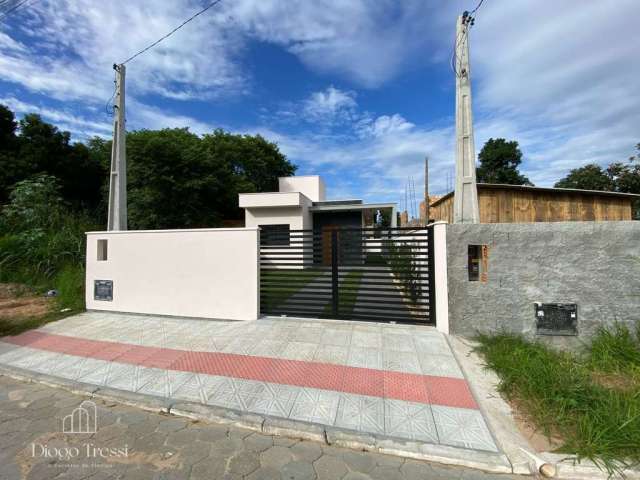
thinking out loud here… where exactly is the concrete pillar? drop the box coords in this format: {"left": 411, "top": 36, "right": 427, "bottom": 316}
{"left": 453, "top": 15, "right": 480, "bottom": 224}
{"left": 432, "top": 221, "right": 450, "bottom": 334}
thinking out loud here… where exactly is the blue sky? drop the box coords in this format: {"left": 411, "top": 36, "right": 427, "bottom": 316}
{"left": 1, "top": 0, "right": 639, "bottom": 207}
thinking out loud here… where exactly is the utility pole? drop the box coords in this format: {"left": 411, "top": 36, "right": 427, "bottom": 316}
{"left": 107, "top": 63, "right": 127, "bottom": 231}
{"left": 453, "top": 12, "right": 480, "bottom": 224}
{"left": 424, "top": 155, "right": 429, "bottom": 225}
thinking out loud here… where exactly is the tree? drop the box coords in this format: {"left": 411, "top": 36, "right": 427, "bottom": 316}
{"left": 553, "top": 164, "right": 614, "bottom": 191}
{"left": 87, "top": 128, "right": 296, "bottom": 230}
{"left": 555, "top": 144, "right": 640, "bottom": 219}
{"left": 476, "top": 138, "right": 532, "bottom": 185}
{"left": 0, "top": 107, "right": 105, "bottom": 210}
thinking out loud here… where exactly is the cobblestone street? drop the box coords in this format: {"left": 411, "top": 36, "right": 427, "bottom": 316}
{"left": 0, "top": 376, "right": 521, "bottom": 480}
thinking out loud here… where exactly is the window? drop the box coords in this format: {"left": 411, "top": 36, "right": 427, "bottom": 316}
{"left": 97, "top": 239, "right": 108, "bottom": 261}
{"left": 260, "top": 224, "right": 290, "bottom": 246}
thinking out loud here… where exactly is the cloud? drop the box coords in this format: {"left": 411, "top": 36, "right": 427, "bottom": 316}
{"left": 0, "top": 96, "right": 112, "bottom": 139}
{"left": 302, "top": 86, "right": 357, "bottom": 124}
{"left": 467, "top": 0, "right": 640, "bottom": 185}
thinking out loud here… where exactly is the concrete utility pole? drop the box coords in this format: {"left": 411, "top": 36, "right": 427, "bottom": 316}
{"left": 453, "top": 12, "right": 480, "bottom": 224}
{"left": 424, "top": 155, "right": 430, "bottom": 225}
{"left": 107, "top": 64, "right": 127, "bottom": 231}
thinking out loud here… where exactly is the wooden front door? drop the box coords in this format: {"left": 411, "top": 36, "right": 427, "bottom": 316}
{"left": 322, "top": 225, "right": 339, "bottom": 266}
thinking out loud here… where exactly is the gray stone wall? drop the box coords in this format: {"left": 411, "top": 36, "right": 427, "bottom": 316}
{"left": 446, "top": 222, "right": 640, "bottom": 347}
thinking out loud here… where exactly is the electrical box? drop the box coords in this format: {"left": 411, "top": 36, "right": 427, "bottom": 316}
{"left": 94, "top": 280, "right": 113, "bottom": 301}
{"left": 535, "top": 303, "right": 577, "bottom": 336}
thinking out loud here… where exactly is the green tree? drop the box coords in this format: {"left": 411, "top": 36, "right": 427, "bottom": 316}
{"left": 555, "top": 144, "right": 640, "bottom": 219}
{"left": 554, "top": 164, "right": 614, "bottom": 191}
{"left": 87, "top": 128, "right": 296, "bottom": 229}
{"left": 476, "top": 138, "right": 533, "bottom": 185}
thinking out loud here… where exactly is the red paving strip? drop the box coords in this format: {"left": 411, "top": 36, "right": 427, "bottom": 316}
{"left": 2, "top": 331, "right": 478, "bottom": 410}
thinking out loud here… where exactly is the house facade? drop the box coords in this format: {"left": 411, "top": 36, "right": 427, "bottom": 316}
{"left": 239, "top": 176, "right": 398, "bottom": 265}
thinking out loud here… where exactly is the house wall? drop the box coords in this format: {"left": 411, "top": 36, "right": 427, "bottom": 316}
{"left": 431, "top": 188, "right": 633, "bottom": 223}
{"left": 85, "top": 228, "right": 259, "bottom": 321}
{"left": 244, "top": 205, "right": 312, "bottom": 230}
{"left": 278, "top": 176, "right": 326, "bottom": 202}
{"left": 446, "top": 222, "right": 640, "bottom": 348}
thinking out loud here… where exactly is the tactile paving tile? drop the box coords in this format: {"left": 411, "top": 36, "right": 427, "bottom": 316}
{"left": 423, "top": 375, "right": 477, "bottom": 410}
{"left": 2, "top": 330, "right": 481, "bottom": 411}
{"left": 383, "top": 371, "right": 430, "bottom": 404}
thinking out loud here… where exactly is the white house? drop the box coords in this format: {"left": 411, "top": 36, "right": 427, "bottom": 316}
{"left": 238, "top": 175, "right": 397, "bottom": 236}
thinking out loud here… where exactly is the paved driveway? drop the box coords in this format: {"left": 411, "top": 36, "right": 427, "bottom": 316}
{"left": 0, "top": 312, "right": 498, "bottom": 455}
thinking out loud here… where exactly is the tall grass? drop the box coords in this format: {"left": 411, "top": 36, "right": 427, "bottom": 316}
{"left": 586, "top": 323, "right": 640, "bottom": 375}
{"left": 0, "top": 176, "right": 96, "bottom": 326}
{"left": 476, "top": 327, "right": 640, "bottom": 474}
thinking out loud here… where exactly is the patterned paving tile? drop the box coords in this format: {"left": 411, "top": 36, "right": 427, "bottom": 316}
{"left": 413, "top": 336, "right": 453, "bottom": 356}
{"left": 244, "top": 382, "right": 299, "bottom": 417}
{"left": 431, "top": 405, "right": 498, "bottom": 452}
{"left": 418, "top": 354, "right": 464, "bottom": 379}
{"left": 334, "top": 393, "right": 385, "bottom": 434}
{"left": 384, "top": 399, "right": 438, "bottom": 443}
{"left": 351, "top": 331, "right": 382, "bottom": 349}
{"left": 320, "top": 328, "right": 352, "bottom": 347}
{"left": 206, "top": 377, "right": 258, "bottom": 410}
{"left": 280, "top": 342, "right": 318, "bottom": 361}
{"left": 347, "top": 347, "right": 382, "bottom": 370}
{"left": 382, "top": 333, "right": 415, "bottom": 353}
{"left": 289, "top": 388, "right": 340, "bottom": 425}
{"left": 138, "top": 370, "right": 194, "bottom": 398}
{"left": 252, "top": 340, "right": 289, "bottom": 358}
{"left": 172, "top": 373, "right": 210, "bottom": 403}
{"left": 290, "top": 327, "right": 324, "bottom": 343}
{"left": 382, "top": 351, "right": 422, "bottom": 374}
{"left": 28, "top": 351, "right": 64, "bottom": 375}
{"left": 221, "top": 337, "right": 260, "bottom": 355}
{"left": 313, "top": 345, "right": 349, "bottom": 365}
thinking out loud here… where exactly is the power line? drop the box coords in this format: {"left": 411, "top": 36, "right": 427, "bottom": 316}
{"left": 469, "top": 0, "right": 484, "bottom": 15}
{"left": 121, "top": 0, "right": 224, "bottom": 65}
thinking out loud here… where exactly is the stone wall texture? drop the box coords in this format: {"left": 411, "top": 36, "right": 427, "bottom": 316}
{"left": 446, "top": 221, "right": 640, "bottom": 347}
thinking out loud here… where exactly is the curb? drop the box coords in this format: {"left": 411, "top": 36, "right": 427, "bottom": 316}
{"left": 0, "top": 363, "right": 514, "bottom": 475}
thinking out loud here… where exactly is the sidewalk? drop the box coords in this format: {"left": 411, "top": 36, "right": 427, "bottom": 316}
{"left": 0, "top": 312, "right": 508, "bottom": 472}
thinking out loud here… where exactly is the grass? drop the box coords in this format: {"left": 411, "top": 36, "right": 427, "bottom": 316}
{"left": 322, "top": 269, "right": 363, "bottom": 318}
{"left": 475, "top": 324, "right": 640, "bottom": 474}
{"left": 260, "top": 268, "right": 325, "bottom": 310}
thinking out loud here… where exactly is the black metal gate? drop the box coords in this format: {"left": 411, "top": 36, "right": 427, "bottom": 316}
{"left": 260, "top": 227, "right": 434, "bottom": 324}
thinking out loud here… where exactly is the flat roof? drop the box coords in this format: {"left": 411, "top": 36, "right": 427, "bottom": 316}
{"left": 309, "top": 202, "right": 396, "bottom": 212}
{"left": 431, "top": 183, "right": 640, "bottom": 207}
{"left": 313, "top": 199, "right": 363, "bottom": 206}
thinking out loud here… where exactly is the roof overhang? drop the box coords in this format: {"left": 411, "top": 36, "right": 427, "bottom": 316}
{"left": 309, "top": 202, "right": 397, "bottom": 212}
{"left": 239, "top": 192, "right": 308, "bottom": 208}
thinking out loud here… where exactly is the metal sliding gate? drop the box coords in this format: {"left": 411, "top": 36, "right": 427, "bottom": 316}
{"left": 260, "top": 227, "right": 434, "bottom": 324}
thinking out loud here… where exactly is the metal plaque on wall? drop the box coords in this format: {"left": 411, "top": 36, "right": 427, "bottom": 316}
{"left": 535, "top": 303, "right": 577, "bottom": 336}
{"left": 94, "top": 280, "right": 113, "bottom": 301}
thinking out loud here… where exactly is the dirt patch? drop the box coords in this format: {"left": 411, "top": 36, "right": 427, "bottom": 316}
{"left": 591, "top": 371, "right": 639, "bottom": 392}
{"left": 0, "top": 287, "right": 52, "bottom": 320}
{"left": 509, "top": 396, "right": 564, "bottom": 453}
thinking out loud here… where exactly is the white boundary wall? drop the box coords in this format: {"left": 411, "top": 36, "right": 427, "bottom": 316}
{"left": 85, "top": 228, "right": 259, "bottom": 321}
